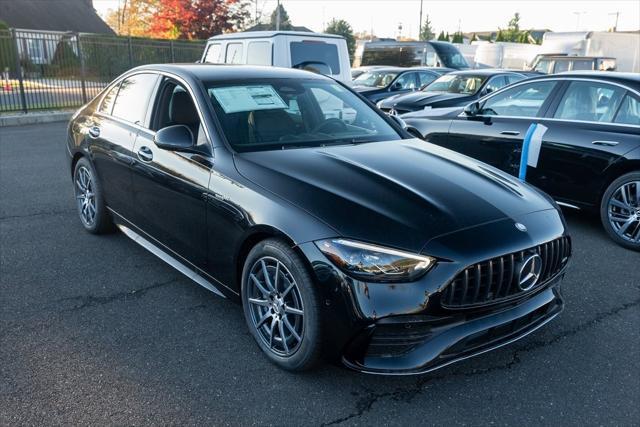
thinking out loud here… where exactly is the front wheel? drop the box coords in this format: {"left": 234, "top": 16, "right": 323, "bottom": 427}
{"left": 600, "top": 172, "right": 640, "bottom": 251}
{"left": 241, "top": 239, "right": 322, "bottom": 371}
{"left": 73, "top": 157, "right": 114, "bottom": 234}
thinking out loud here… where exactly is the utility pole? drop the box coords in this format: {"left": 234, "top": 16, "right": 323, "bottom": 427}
{"left": 276, "top": 0, "right": 281, "bottom": 31}
{"left": 418, "top": 0, "right": 423, "bottom": 40}
{"left": 609, "top": 11, "right": 619, "bottom": 31}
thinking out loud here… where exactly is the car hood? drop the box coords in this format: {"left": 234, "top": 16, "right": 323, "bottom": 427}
{"left": 234, "top": 139, "right": 555, "bottom": 253}
{"left": 389, "top": 91, "right": 471, "bottom": 108}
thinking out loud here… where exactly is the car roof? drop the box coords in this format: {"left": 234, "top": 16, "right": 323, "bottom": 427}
{"left": 130, "top": 63, "right": 329, "bottom": 82}
{"left": 528, "top": 71, "right": 640, "bottom": 91}
{"left": 448, "top": 69, "right": 524, "bottom": 76}
{"left": 207, "top": 31, "right": 343, "bottom": 40}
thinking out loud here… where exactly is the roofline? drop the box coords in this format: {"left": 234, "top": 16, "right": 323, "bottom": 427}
{"left": 208, "top": 31, "right": 343, "bottom": 41}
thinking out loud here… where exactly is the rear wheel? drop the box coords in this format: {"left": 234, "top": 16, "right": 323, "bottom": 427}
{"left": 241, "top": 238, "right": 322, "bottom": 371}
{"left": 600, "top": 172, "right": 640, "bottom": 251}
{"left": 73, "top": 157, "right": 114, "bottom": 234}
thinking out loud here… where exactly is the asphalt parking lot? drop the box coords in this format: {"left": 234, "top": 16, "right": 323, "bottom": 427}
{"left": 1, "top": 122, "right": 639, "bottom": 426}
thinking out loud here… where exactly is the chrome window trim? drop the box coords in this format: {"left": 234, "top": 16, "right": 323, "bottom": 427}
{"left": 457, "top": 76, "right": 640, "bottom": 129}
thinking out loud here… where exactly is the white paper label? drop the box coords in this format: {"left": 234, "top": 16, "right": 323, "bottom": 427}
{"left": 211, "top": 85, "right": 288, "bottom": 114}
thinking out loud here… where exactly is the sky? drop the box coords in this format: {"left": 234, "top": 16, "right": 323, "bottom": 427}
{"left": 93, "top": 0, "right": 640, "bottom": 39}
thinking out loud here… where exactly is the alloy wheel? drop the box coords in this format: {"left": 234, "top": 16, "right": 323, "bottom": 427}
{"left": 607, "top": 180, "right": 640, "bottom": 243}
{"left": 247, "top": 256, "right": 304, "bottom": 357}
{"left": 75, "top": 165, "right": 96, "bottom": 227}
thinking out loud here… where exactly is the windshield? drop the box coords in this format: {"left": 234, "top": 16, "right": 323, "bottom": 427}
{"left": 353, "top": 71, "right": 399, "bottom": 88}
{"left": 431, "top": 44, "right": 469, "bottom": 69}
{"left": 424, "top": 74, "right": 487, "bottom": 95}
{"left": 206, "top": 78, "right": 401, "bottom": 152}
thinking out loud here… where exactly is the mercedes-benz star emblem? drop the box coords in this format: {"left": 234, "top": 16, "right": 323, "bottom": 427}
{"left": 517, "top": 254, "right": 542, "bottom": 291}
{"left": 515, "top": 222, "right": 527, "bottom": 232}
{"left": 388, "top": 108, "right": 397, "bottom": 116}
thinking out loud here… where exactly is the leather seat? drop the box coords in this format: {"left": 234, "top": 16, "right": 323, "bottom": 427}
{"left": 248, "top": 109, "right": 297, "bottom": 143}
{"left": 169, "top": 90, "right": 200, "bottom": 140}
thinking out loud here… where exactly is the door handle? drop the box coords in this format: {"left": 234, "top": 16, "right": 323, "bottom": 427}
{"left": 500, "top": 130, "right": 520, "bottom": 136}
{"left": 592, "top": 140, "right": 619, "bottom": 146}
{"left": 88, "top": 126, "right": 100, "bottom": 138}
{"left": 137, "top": 146, "right": 153, "bottom": 162}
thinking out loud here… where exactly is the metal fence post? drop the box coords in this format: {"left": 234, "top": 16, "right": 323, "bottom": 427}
{"left": 10, "top": 28, "right": 28, "bottom": 114}
{"left": 170, "top": 40, "right": 175, "bottom": 62}
{"left": 75, "top": 33, "right": 87, "bottom": 103}
{"left": 128, "top": 36, "right": 133, "bottom": 67}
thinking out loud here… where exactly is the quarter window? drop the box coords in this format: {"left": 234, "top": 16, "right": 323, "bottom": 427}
{"left": 614, "top": 94, "right": 640, "bottom": 126}
{"left": 554, "top": 81, "right": 625, "bottom": 123}
{"left": 247, "top": 41, "right": 272, "bottom": 65}
{"left": 111, "top": 73, "right": 159, "bottom": 125}
{"left": 99, "top": 83, "right": 119, "bottom": 114}
{"left": 225, "top": 43, "right": 243, "bottom": 64}
{"left": 481, "top": 81, "right": 556, "bottom": 117}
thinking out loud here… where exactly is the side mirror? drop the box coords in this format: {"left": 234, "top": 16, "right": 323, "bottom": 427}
{"left": 391, "top": 82, "right": 403, "bottom": 91}
{"left": 484, "top": 87, "right": 494, "bottom": 95}
{"left": 464, "top": 101, "right": 481, "bottom": 117}
{"left": 154, "top": 125, "right": 194, "bottom": 151}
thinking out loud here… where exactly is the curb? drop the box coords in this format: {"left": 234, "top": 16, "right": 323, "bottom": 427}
{"left": 0, "top": 111, "right": 74, "bottom": 127}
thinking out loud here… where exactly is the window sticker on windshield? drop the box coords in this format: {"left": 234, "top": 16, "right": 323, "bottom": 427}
{"left": 210, "top": 85, "right": 288, "bottom": 114}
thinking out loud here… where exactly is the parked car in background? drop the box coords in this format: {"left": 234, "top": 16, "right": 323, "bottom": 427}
{"left": 531, "top": 54, "right": 617, "bottom": 73}
{"left": 67, "top": 64, "right": 572, "bottom": 374}
{"left": 377, "top": 69, "right": 530, "bottom": 114}
{"left": 351, "top": 65, "right": 385, "bottom": 79}
{"left": 201, "top": 31, "right": 352, "bottom": 83}
{"left": 353, "top": 66, "right": 452, "bottom": 103}
{"left": 403, "top": 72, "right": 640, "bottom": 250}
{"left": 353, "top": 40, "right": 470, "bottom": 70}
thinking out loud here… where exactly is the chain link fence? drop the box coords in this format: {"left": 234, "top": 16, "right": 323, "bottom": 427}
{"left": 0, "top": 29, "right": 206, "bottom": 113}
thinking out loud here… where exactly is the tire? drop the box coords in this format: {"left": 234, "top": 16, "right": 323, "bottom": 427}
{"left": 73, "top": 157, "right": 115, "bottom": 234}
{"left": 600, "top": 171, "right": 640, "bottom": 251}
{"left": 241, "top": 238, "right": 322, "bottom": 371}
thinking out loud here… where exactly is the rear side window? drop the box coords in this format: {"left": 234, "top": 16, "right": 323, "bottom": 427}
{"left": 571, "top": 59, "right": 594, "bottom": 71}
{"left": 554, "top": 81, "right": 625, "bottom": 123}
{"left": 247, "top": 41, "right": 271, "bottom": 65}
{"left": 204, "top": 43, "right": 221, "bottom": 63}
{"left": 417, "top": 72, "right": 437, "bottom": 87}
{"left": 553, "top": 60, "right": 570, "bottom": 73}
{"left": 614, "top": 94, "right": 640, "bottom": 126}
{"left": 99, "top": 83, "right": 119, "bottom": 114}
{"left": 111, "top": 73, "right": 159, "bottom": 125}
{"left": 226, "top": 43, "right": 243, "bottom": 64}
{"left": 290, "top": 41, "right": 340, "bottom": 74}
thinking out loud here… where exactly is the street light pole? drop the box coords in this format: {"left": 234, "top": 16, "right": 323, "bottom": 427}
{"left": 276, "top": 0, "right": 281, "bottom": 31}
{"left": 419, "top": 0, "right": 423, "bottom": 40}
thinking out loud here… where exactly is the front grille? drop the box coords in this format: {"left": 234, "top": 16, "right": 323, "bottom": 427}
{"left": 441, "top": 236, "right": 571, "bottom": 309}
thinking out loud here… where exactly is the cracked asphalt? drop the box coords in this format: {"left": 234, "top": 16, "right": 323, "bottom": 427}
{"left": 1, "top": 122, "right": 639, "bottom": 426}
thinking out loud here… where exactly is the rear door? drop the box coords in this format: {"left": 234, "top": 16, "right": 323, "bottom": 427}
{"left": 527, "top": 80, "right": 640, "bottom": 207}
{"left": 89, "top": 73, "right": 159, "bottom": 218}
{"left": 445, "top": 79, "right": 560, "bottom": 175}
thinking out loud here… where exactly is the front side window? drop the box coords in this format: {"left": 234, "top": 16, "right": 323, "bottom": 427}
{"left": 394, "top": 72, "right": 416, "bottom": 90}
{"left": 484, "top": 76, "right": 506, "bottom": 94}
{"left": 614, "top": 94, "right": 640, "bottom": 126}
{"left": 290, "top": 41, "right": 340, "bottom": 74}
{"left": 247, "top": 41, "right": 272, "bottom": 66}
{"left": 353, "top": 71, "right": 399, "bottom": 88}
{"left": 554, "top": 81, "right": 625, "bottom": 123}
{"left": 418, "top": 72, "right": 437, "bottom": 87}
{"left": 111, "top": 73, "right": 159, "bottom": 125}
{"left": 481, "top": 81, "right": 556, "bottom": 117}
{"left": 206, "top": 78, "right": 401, "bottom": 152}
{"left": 424, "top": 74, "right": 487, "bottom": 95}
{"left": 225, "top": 43, "right": 243, "bottom": 64}
{"left": 204, "top": 43, "right": 221, "bottom": 63}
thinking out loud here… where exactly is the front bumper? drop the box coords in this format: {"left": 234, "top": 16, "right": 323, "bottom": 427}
{"left": 341, "top": 282, "right": 563, "bottom": 375}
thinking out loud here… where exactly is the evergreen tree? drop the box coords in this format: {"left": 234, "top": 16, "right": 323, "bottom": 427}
{"left": 270, "top": 4, "right": 292, "bottom": 30}
{"left": 325, "top": 19, "right": 356, "bottom": 61}
{"left": 419, "top": 14, "right": 435, "bottom": 41}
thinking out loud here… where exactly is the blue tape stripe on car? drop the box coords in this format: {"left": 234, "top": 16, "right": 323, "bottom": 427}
{"left": 519, "top": 123, "right": 538, "bottom": 182}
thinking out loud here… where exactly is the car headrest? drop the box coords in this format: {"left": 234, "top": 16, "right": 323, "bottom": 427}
{"left": 170, "top": 90, "right": 198, "bottom": 125}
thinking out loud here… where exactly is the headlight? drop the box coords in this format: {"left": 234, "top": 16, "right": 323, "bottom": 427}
{"left": 315, "top": 239, "right": 435, "bottom": 282}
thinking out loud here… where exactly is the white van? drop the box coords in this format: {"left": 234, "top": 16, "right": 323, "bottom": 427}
{"left": 201, "top": 31, "right": 352, "bottom": 84}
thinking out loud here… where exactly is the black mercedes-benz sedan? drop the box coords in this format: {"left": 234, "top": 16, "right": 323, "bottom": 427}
{"left": 402, "top": 72, "right": 640, "bottom": 251}
{"left": 377, "top": 69, "right": 530, "bottom": 114}
{"left": 352, "top": 66, "right": 453, "bottom": 104}
{"left": 66, "top": 64, "right": 571, "bottom": 375}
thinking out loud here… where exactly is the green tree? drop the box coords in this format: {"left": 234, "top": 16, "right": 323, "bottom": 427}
{"left": 325, "top": 19, "right": 356, "bottom": 61}
{"left": 0, "top": 20, "right": 16, "bottom": 73}
{"left": 451, "top": 32, "right": 464, "bottom": 43}
{"left": 270, "top": 4, "right": 292, "bottom": 30}
{"left": 419, "top": 14, "right": 435, "bottom": 41}
{"left": 437, "top": 31, "right": 447, "bottom": 41}
{"left": 469, "top": 33, "right": 477, "bottom": 42}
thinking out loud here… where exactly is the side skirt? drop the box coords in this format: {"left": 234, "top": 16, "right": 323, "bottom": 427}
{"left": 113, "top": 220, "right": 227, "bottom": 299}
